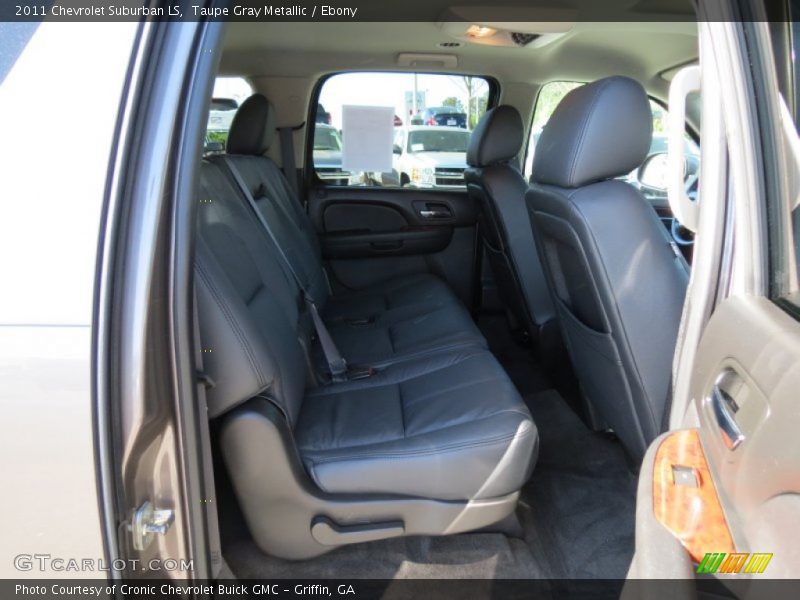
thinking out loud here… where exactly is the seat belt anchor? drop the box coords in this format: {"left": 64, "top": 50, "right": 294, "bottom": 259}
{"left": 196, "top": 370, "right": 216, "bottom": 389}
{"left": 346, "top": 365, "right": 376, "bottom": 381}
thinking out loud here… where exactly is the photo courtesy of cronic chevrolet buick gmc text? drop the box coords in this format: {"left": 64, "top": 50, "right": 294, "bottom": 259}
{"left": 1, "top": 1, "right": 800, "bottom": 599}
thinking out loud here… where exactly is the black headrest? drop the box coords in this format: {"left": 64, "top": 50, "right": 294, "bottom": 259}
{"left": 226, "top": 94, "right": 275, "bottom": 156}
{"left": 467, "top": 105, "right": 524, "bottom": 167}
{"left": 531, "top": 76, "right": 652, "bottom": 188}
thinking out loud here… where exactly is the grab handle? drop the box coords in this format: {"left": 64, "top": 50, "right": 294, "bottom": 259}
{"left": 668, "top": 65, "right": 701, "bottom": 232}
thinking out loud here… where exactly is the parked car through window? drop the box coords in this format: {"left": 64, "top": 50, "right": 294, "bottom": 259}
{"left": 312, "top": 72, "right": 491, "bottom": 188}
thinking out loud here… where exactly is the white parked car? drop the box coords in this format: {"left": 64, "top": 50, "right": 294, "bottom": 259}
{"left": 387, "top": 126, "right": 470, "bottom": 188}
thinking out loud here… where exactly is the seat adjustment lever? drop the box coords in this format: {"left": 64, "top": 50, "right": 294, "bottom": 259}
{"left": 311, "top": 517, "right": 404, "bottom": 546}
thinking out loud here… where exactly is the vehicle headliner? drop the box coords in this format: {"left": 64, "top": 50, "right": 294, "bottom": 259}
{"left": 219, "top": 16, "right": 697, "bottom": 96}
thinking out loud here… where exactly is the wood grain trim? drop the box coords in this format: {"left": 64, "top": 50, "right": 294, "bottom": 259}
{"left": 653, "top": 429, "right": 735, "bottom": 563}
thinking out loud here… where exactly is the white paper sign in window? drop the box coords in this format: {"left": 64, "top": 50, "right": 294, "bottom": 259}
{"left": 341, "top": 105, "right": 394, "bottom": 173}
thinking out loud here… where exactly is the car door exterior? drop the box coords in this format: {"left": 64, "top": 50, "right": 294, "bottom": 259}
{"left": 0, "top": 20, "right": 138, "bottom": 579}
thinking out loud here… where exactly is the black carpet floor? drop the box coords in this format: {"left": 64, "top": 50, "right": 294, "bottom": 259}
{"left": 520, "top": 389, "right": 637, "bottom": 579}
{"left": 219, "top": 316, "right": 637, "bottom": 580}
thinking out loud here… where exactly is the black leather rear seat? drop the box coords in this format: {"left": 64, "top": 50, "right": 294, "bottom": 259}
{"left": 195, "top": 95, "right": 538, "bottom": 559}
{"left": 211, "top": 94, "right": 486, "bottom": 369}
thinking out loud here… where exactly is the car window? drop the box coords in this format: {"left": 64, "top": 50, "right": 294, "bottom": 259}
{"left": 522, "top": 81, "right": 583, "bottom": 177}
{"left": 631, "top": 100, "right": 700, "bottom": 192}
{"left": 313, "top": 72, "right": 491, "bottom": 188}
{"left": 204, "top": 77, "right": 253, "bottom": 154}
{"left": 0, "top": 23, "right": 39, "bottom": 86}
{"left": 524, "top": 81, "right": 700, "bottom": 182}
{"left": 768, "top": 20, "right": 800, "bottom": 312}
{"left": 406, "top": 129, "right": 470, "bottom": 153}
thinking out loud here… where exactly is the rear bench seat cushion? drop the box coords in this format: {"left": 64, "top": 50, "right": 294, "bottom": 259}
{"left": 295, "top": 348, "right": 537, "bottom": 501}
{"left": 323, "top": 272, "right": 463, "bottom": 322}
{"left": 323, "top": 301, "right": 486, "bottom": 368}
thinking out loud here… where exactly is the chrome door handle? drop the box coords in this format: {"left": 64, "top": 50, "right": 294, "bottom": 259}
{"left": 710, "top": 381, "right": 745, "bottom": 450}
{"left": 419, "top": 209, "right": 450, "bottom": 219}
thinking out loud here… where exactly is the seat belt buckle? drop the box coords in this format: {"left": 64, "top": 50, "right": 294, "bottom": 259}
{"left": 346, "top": 365, "right": 376, "bottom": 380}
{"left": 328, "top": 357, "right": 349, "bottom": 383}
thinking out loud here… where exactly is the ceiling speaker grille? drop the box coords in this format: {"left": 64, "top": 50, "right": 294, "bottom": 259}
{"left": 511, "top": 32, "right": 541, "bottom": 47}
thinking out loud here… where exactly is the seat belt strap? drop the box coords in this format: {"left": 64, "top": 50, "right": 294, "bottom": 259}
{"left": 221, "top": 156, "right": 348, "bottom": 381}
{"left": 278, "top": 126, "right": 300, "bottom": 199}
{"left": 192, "top": 288, "right": 225, "bottom": 577}
{"left": 307, "top": 297, "right": 348, "bottom": 381}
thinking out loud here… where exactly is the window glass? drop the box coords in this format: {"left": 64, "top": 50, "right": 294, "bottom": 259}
{"left": 204, "top": 77, "right": 253, "bottom": 154}
{"left": 523, "top": 81, "right": 582, "bottom": 177}
{"left": 788, "top": 205, "right": 800, "bottom": 307}
{"left": 633, "top": 100, "right": 700, "bottom": 192}
{"left": 789, "top": 205, "right": 800, "bottom": 308}
{"left": 313, "top": 72, "right": 491, "bottom": 188}
{"left": 768, "top": 21, "right": 800, "bottom": 311}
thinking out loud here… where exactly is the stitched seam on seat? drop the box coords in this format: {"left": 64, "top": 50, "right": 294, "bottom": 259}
{"left": 301, "top": 411, "right": 532, "bottom": 454}
{"left": 244, "top": 282, "right": 264, "bottom": 307}
{"left": 398, "top": 383, "right": 406, "bottom": 439}
{"left": 405, "top": 376, "right": 502, "bottom": 405}
{"left": 387, "top": 323, "right": 396, "bottom": 353}
{"left": 308, "top": 426, "right": 534, "bottom": 465}
{"left": 364, "top": 339, "right": 485, "bottom": 370}
{"left": 304, "top": 348, "right": 490, "bottom": 397}
{"left": 196, "top": 261, "right": 265, "bottom": 387}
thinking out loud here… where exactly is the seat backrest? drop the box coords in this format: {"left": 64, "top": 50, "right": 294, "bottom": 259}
{"left": 527, "top": 76, "right": 689, "bottom": 459}
{"left": 213, "top": 94, "right": 330, "bottom": 308}
{"left": 195, "top": 160, "right": 310, "bottom": 425}
{"left": 464, "top": 105, "right": 554, "bottom": 339}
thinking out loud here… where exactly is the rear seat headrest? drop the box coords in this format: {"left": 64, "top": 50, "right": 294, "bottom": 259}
{"left": 531, "top": 76, "right": 652, "bottom": 188}
{"left": 227, "top": 93, "right": 276, "bottom": 156}
{"left": 467, "top": 105, "right": 523, "bottom": 168}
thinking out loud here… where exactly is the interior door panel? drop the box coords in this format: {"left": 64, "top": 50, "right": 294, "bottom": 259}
{"left": 320, "top": 227, "right": 454, "bottom": 259}
{"left": 688, "top": 297, "right": 800, "bottom": 577}
{"left": 323, "top": 202, "right": 408, "bottom": 233}
{"left": 628, "top": 297, "right": 800, "bottom": 584}
{"left": 307, "top": 186, "right": 480, "bottom": 307}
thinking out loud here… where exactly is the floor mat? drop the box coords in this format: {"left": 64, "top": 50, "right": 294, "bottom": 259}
{"left": 223, "top": 533, "right": 545, "bottom": 579}
{"left": 521, "top": 390, "right": 637, "bottom": 579}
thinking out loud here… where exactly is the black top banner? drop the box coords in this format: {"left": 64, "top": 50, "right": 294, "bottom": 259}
{"left": 1, "top": 0, "right": 796, "bottom": 23}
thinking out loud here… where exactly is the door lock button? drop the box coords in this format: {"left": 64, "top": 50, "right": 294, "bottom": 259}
{"left": 672, "top": 464, "right": 699, "bottom": 487}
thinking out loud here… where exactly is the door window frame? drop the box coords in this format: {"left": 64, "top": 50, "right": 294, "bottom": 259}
{"left": 304, "top": 71, "right": 501, "bottom": 190}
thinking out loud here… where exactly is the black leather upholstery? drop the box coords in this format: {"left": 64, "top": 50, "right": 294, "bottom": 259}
{"left": 465, "top": 105, "right": 555, "bottom": 342}
{"left": 527, "top": 76, "right": 688, "bottom": 460}
{"left": 531, "top": 76, "right": 652, "bottom": 188}
{"left": 467, "top": 105, "right": 524, "bottom": 167}
{"left": 217, "top": 97, "right": 487, "bottom": 369}
{"left": 194, "top": 95, "right": 539, "bottom": 557}
{"left": 297, "top": 348, "right": 536, "bottom": 500}
{"left": 226, "top": 94, "right": 276, "bottom": 156}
